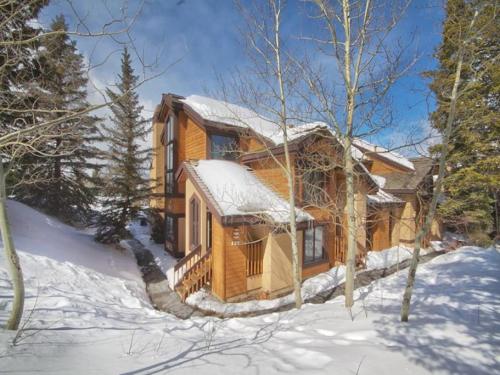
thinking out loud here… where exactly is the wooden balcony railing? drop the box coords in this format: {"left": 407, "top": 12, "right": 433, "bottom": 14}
{"left": 173, "top": 245, "right": 201, "bottom": 287}
{"left": 175, "top": 249, "right": 212, "bottom": 301}
{"left": 334, "top": 235, "right": 345, "bottom": 264}
{"left": 246, "top": 240, "right": 263, "bottom": 277}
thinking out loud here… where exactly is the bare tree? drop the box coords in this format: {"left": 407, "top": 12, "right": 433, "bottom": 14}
{"left": 401, "top": 6, "right": 485, "bottom": 322}
{"left": 224, "top": 0, "right": 305, "bottom": 308}
{"left": 307, "top": 0, "right": 415, "bottom": 308}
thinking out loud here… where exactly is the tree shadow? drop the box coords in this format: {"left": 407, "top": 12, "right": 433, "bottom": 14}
{"left": 370, "top": 250, "right": 500, "bottom": 375}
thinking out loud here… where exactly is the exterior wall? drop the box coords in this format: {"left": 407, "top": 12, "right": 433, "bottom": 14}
{"left": 247, "top": 155, "right": 292, "bottom": 199}
{"left": 371, "top": 208, "right": 391, "bottom": 251}
{"left": 224, "top": 226, "right": 248, "bottom": 299}
{"left": 184, "top": 116, "right": 207, "bottom": 160}
{"left": 397, "top": 193, "right": 417, "bottom": 248}
{"left": 240, "top": 136, "right": 266, "bottom": 153}
{"left": 211, "top": 223, "right": 249, "bottom": 301}
{"left": 391, "top": 206, "right": 403, "bottom": 247}
{"left": 211, "top": 218, "right": 226, "bottom": 300}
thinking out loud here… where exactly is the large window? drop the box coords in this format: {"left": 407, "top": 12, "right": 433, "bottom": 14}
{"left": 302, "top": 169, "right": 327, "bottom": 204}
{"left": 210, "top": 134, "right": 237, "bottom": 160}
{"left": 304, "top": 226, "right": 325, "bottom": 265}
{"left": 190, "top": 197, "right": 200, "bottom": 248}
{"left": 165, "top": 115, "right": 176, "bottom": 194}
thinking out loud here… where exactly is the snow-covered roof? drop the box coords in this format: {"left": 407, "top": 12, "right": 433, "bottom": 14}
{"left": 370, "top": 174, "right": 387, "bottom": 188}
{"left": 187, "top": 160, "right": 313, "bottom": 223}
{"left": 367, "top": 190, "right": 404, "bottom": 205}
{"left": 352, "top": 138, "right": 415, "bottom": 171}
{"left": 181, "top": 95, "right": 327, "bottom": 145}
{"left": 181, "top": 95, "right": 283, "bottom": 144}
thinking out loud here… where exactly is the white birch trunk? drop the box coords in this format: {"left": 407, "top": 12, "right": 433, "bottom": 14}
{"left": 0, "top": 160, "right": 25, "bottom": 330}
{"left": 273, "top": 3, "right": 303, "bottom": 308}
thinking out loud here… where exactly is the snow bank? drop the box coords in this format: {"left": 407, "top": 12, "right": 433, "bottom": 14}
{"left": 365, "top": 245, "right": 419, "bottom": 270}
{"left": 2, "top": 200, "right": 142, "bottom": 281}
{"left": 0, "top": 200, "right": 155, "bottom": 330}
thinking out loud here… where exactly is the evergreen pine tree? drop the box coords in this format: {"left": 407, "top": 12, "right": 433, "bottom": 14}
{"left": 95, "top": 48, "right": 150, "bottom": 243}
{"left": 0, "top": 1, "right": 48, "bottom": 137}
{"left": 428, "top": 0, "right": 499, "bottom": 241}
{"left": 14, "top": 15, "right": 100, "bottom": 223}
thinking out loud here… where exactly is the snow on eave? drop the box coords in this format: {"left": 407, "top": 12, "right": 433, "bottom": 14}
{"left": 180, "top": 95, "right": 329, "bottom": 146}
{"left": 353, "top": 138, "right": 415, "bottom": 171}
{"left": 367, "top": 190, "right": 404, "bottom": 205}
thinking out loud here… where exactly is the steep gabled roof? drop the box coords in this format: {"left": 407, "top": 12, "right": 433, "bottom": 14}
{"left": 178, "top": 160, "right": 313, "bottom": 226}
{"left": 382, "top": 157, "right": 436, "bottom": 191}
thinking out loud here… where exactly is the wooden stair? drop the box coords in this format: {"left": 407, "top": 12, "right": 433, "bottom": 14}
{"left": 174, "top": 249, "right": 212, "bottom": 301}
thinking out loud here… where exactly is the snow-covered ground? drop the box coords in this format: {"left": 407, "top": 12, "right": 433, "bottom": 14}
{"left": 187, "top": 245, "right": 425, "bottom": 314}
{"left": 1, "top": 201, "right": 499, "bottom": 374}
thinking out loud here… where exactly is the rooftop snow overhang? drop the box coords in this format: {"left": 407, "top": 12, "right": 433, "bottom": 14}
{"left": 367, "top": 190, "right": 405, "bottom": 206}
{"left": 352, "top": 139, "right": 415, "bottom": 173}
{"left": 177, "top": 160, "right": 314, "bottom": 228}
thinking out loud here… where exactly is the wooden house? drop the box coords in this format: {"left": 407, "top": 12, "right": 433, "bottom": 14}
{"left": 150, "top": 93, "right": 441, "bottom": 302}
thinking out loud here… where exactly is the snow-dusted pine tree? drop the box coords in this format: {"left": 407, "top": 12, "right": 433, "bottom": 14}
{"left": 95, "top": 48, "right": 150, "bottom": 243}
{"left": 14, "top": 15, "right": 100, "bottom": 223}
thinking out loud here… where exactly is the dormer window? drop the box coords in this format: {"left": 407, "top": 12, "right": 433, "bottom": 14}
{"left": 210, "top": 134, "right": 238, "bottom": 160}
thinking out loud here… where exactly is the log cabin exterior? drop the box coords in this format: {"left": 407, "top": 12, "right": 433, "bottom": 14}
{"left": 150, "top": 93, "right": 441, "bottom": 302}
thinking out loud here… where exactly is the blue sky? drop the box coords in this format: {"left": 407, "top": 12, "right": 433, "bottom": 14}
{"left": 38, "top": 0, "right": 445, "bottom": 152}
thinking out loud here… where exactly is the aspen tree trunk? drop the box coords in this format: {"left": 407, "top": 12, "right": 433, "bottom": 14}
{"left": 273, "top": 3, "right": 302, "bottom": 308}
{"left": 400, "top": 11, "right": 477, "bottom": 322}
{"left": 344, "top": 137, "right": 357, "bottom": 308}
{"left": 0, "top": 159, "right": 25, "bottom": 330}
{"left": 342, "top": 0, "right": 357, "bottom": 308}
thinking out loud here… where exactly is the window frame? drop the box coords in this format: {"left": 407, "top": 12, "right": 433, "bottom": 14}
{"left": 303, "top": 225, "right": 327, "bottom": 266}
{"left": 208, "top": 131, "right": 239, "bottom": 160}
{"left": 189, "top": 195, "right": 201, "bottom": 249}
{"left": 206, "top": 210, "right": 212, "bottom": 250}
{"left": 164, "top": 114, "right": 177, "bottom": 196}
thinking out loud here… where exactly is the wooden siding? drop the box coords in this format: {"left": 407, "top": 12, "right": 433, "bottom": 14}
{"left": 185, "top": 116, "right": 207, "bottom": 160}
{"left": 177, "top": 111, "right": 187, "bottom": 162}
{"left": 248, "top": 155, "right": 292, "bottom": 199}
{"left": 211, "top": 218, "right": 226, "bottom": 300}
{"left": 302, "top": 261, "right": 329, "bottom": 279}
{"left": 368, "top": 158, "right": 411, "bottom": 174}
{"left": 240, "top": 136, "right": 266, "bottom": 153}
{"left": 224, "top": 226, "right": 248, "bottom": 299}
{"left": 370, "top": 209, "right": 391, "bottom": 251}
